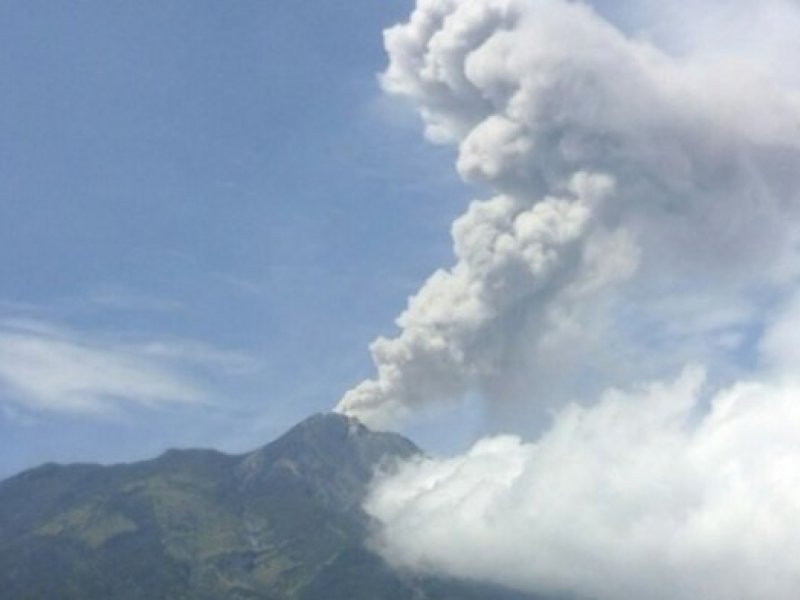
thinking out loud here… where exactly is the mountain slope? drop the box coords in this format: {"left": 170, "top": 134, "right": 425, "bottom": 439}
{"left": 0, "top": 413, "right": 542, "bottom": 599}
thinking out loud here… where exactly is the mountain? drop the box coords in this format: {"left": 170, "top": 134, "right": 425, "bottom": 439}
{"left": 0, "top": 413, "right": 543, "bottom": 599}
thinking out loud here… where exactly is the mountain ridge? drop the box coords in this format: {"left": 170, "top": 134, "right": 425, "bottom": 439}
{"left": 0, "top": 412, "right": 545, "bottom": 600}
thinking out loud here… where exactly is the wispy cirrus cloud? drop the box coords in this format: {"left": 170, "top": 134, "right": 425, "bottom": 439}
{"left": 84, "top": 287, "right": 184, "bottom": 312}
{"left": 0, "top": 318, "right": 252, "bottom": 417}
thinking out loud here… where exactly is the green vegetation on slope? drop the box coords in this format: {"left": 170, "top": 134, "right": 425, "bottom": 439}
{"left": 0, "top": 413, "right": 543, "bottom": 600}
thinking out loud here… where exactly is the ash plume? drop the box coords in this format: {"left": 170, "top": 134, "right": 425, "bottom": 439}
{"left": 337, "top": 0, "right": 800, "bottom": 427}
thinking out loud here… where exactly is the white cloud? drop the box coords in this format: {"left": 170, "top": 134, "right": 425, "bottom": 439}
{"left": 0, "top": 319, "right": 243, "bottom": 416}
{"left": 366, "top": 367, "right": 800, "bottom": 600}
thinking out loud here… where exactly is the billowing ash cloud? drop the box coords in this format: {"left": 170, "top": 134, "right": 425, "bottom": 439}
{"left": 339, "top": 172, "right": 618, "bottom": 425}
{"left": 334, "top": 0, "right": 800, "bottom": 597}
{"left": 336, "top": 0, "right": 800, "bottom": 427}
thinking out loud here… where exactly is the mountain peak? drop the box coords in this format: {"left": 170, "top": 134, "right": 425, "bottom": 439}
{"left": 283, "top": 411, "right": 367, "bottom": 437}
{"left": 237, "top": 412, "right": 420, "bottom": 512}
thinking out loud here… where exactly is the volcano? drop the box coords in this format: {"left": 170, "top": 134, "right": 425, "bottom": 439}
{"left": 0, "top": 413, "right": 544, "bottom": 599}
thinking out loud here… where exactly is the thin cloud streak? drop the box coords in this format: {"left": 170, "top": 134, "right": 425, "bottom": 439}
{"left": 0, "top": 319, "right": 250, "bottom": 417}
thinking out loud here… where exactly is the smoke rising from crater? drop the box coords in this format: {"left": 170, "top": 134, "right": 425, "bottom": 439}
{"left": 336, "top": 0, "right": 800, "bottom": 428}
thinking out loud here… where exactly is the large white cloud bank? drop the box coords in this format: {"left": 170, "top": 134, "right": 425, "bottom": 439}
{"left": 367, "top": 366, "right": 800, "bottom": 600}
{"left": 333, "top": 0, "right": 800, "bottom": 598}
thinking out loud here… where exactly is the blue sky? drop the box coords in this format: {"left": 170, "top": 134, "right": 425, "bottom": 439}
{"left": 0, "top": 0, "right": 471, "bottom": 478}
{"left": 3, "top": 0, "right": 788, "bottom": 479}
